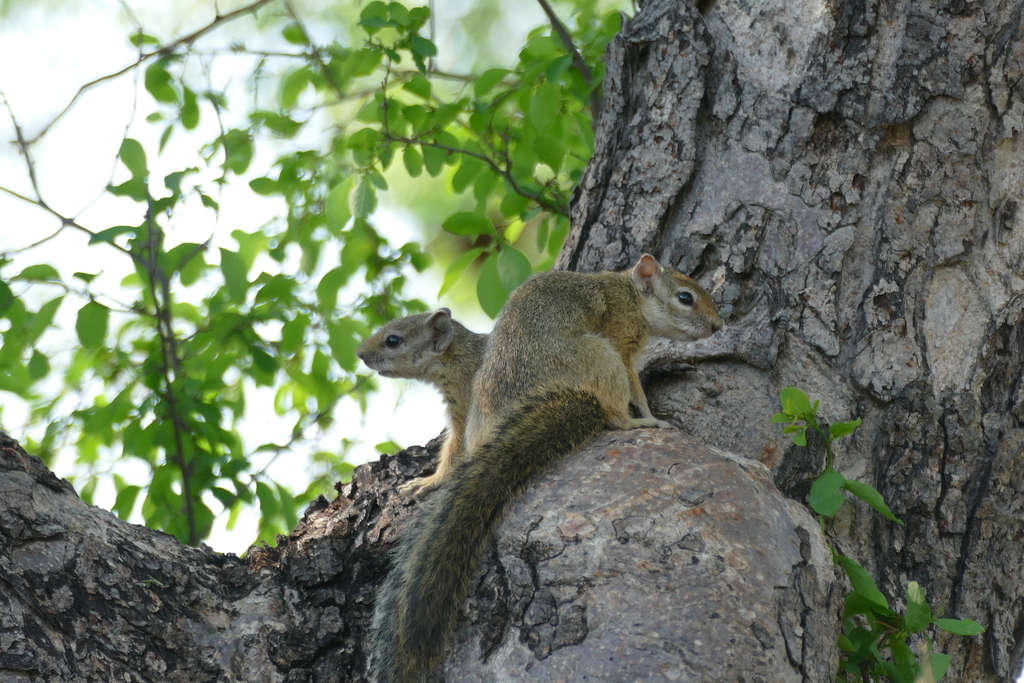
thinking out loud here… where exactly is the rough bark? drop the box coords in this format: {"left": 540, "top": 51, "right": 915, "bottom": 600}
{"left": 563, "top": 0, "right": 1024, "bottom": 680}
{"left": 1, "top": 426, "right": 837, "bottom": 682}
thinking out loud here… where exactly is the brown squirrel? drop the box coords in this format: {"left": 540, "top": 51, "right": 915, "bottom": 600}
{"left": 369, "top": 254, "right": 723, "bottom": 683}
{"left": 356, "top": 308, "right": 488, "bottom": 494}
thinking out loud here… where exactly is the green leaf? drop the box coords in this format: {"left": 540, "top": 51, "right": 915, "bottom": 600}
{"left": 15, "top": 264, "right": 61, "bottom": 282}
{"left": 476, "top": 250, "right": 507, "bottom": 318}
{"left": 112, "top": 485, "right": 141, "bottom": 520}
{"left": 439, "top": 248, "right": 485, "bottom": 297}
{"left": 89, "top": 225, "right": 138, "bottom": 245}
{"left": 842, "top": 479, "right": 901, "bottom": 524}
{"left": 475, "top": 68, "right": 510, "bottom": 97}
{"left": 779, "top": 386, "right": 813, "bottom": 417}
{"left": 934, "top": 618, "right": 985, "bottom": 636}
{"left": 350, "top": 177, "right": 377, "bottom": 218}
{"left": 281, "top": 22, "right": 308, "bottom": 45}
{"left": 545, "top": 55, "right": 573, "bottom": 82}
{"left": 904, "top": 581, "right": 932, "bottom": 632}
{"left": 256, "top": 481, "right": 280, "bottom": 518}
{"left": 248, "top": 177, "right": 278, "bottom": 196}
{"left": 0, "top": 281, "right": 13, "bottom": 314}
{"left": 107, "top": 177, "right": 148, "bottom": 202}
{"left": 929, "top": 652, "right": 951, "bottom": 681}
{"left": 534, "top": 133, "right": 567, "bottom": 172}
{"left": 403, "top": 74, "right": 431, "bottom": 99}
{"left": 221, "top": 129, "right": 253, "bottom": 175}
{"left": 159, "top": 124, "right": 173, "bottom": 153}
{"left": 219, "top": 248, "right": 249, "bottom": 303}
{"left": 180, "top": 88, "right": 199, "bottom": 130}
{"left": 317, "top": 267, "right": 349, "bottom": 313}
{"left": 808, "top": 468, "right": 846, "bottom": 517}
{"left": 499, "top": 190, "right": 531, "bottom": 219}
{"left": 524, "top": 34, "right": 560, "bottom": 59}
{"left": 442, "top": 212, "right": 495, "bottom": 237}
{"left": 375, "top": 440, "right": 402, "bottom": 453}
{"left": 770, "top": 413, "right": 791, "bottom": 424}
{"left": 232, "top": 229, "right": 267, "bottom": 272}
{"left": 837, "top": 555, "right": 889, "bottom": 611}
{"left": 75, "top": 301, "right": 109, "bottom": 348}
{"left": 281, "top": 68, "right": 313, "bottom": 109}
{"left": 548, "top": 215, "right": 569, "bottom": 256}
{"left": 889, "top": 636, "right": 917, "bottom": 682}
{"left": 199, "top": 193, "right": 219, "bottom": 210}
{"left": 403, "top": 104, "right": 428, "bottom": 132}
{"left": 28, "top": 350, "right": 50, "bottom": 379}
{"left": 388, "top": 2, "right": 410, "bottom": 26}
{"left": 328, "top": 318, "right": 365, "bottom": 372}
{"left": 359, "top": 1, "right": 389, "bottom": 31}
{"left": 410, "top": 35, "right": 437, "bottom": 58}
{"left": 128, "top": 32, "right": 159, "bottom": 47}
{"left": 496, "top": 246, "right": 532, "bottom": 293}
{"left": 325, "top": 178, "right": 354, "bottom": 234}
{"left": 529, "top": 81, "right": 561, "bottom": 132}
{"left": 253, "top": 111, "right": 302, "bottom": 137}
{"left": 403, "top": 145, "right": 423, "bottom": 177}
{"left": 118, "top": 138, "right": 148, "bottom": 178}
{"left": 829, "top": 418, "right": 862, "bottom": 438}
{"left": 29, "top": 296, "right": 63, "bottom": 342}
{"left": 341, "top": 219, "right": 379, "bottom": 276}
{"left": 452, "top": 157, "right": 483, "bottom": 193}
{"left": 144, "top": 61, "right": 177, "bottom": 103}
{"left": 422, "top": 145, "right": 447, "bottom": 177}
{"left": 368, "top": 167, "right": 388, "bottom": 190}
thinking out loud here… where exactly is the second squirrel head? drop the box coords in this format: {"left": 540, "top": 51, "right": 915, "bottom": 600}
{"left": 356, "top": 309, "right": 455, "bottom": 378}
{"left": 631, "top": 254, "right": 723, "bottom": 341}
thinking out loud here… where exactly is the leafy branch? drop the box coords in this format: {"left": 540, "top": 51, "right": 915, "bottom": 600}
{"left": 773, "top": 387, "right": 984, "bottom": 682}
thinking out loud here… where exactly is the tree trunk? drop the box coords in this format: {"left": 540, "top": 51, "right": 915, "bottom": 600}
{"left": 564, "top": 0, "right": 1024, "bottom": 680}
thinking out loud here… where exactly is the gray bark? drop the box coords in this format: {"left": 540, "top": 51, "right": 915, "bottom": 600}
{"left": 442, "top": 429, "right": 839, "bottom": 683}
{"left": 564, "top": 0, "right": 1024, "bottom": 680}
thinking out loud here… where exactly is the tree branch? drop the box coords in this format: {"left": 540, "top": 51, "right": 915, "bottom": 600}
{"left": 534, "top": 0, "right": 601, "bottom": 117}
{"left": 382, "top": 132, "right": 568, "bottom": 216}
{"left": 22, "top": 0, "right": 276, "bottom": 145}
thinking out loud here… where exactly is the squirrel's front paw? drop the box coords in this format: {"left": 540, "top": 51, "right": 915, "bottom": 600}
{"left": 399, "top": 474, "right": 441, "bottom": 495}
{"left": 627, "top": 417, "right": 674, "bottom": 430}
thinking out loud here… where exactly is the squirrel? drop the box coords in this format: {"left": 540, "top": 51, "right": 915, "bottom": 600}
{"left": 356, "top": 308, "right": 488, "bottom": 494}
{"left": 369, "top": 254, "right": 723, "bottom": 683}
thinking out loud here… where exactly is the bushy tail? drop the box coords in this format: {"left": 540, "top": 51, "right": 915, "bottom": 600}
{"left": 369, "top": 388, "right": 607, "bottom": 683}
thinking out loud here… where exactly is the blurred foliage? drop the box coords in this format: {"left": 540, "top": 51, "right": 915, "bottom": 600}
{"left": 0, "top": 0, "right": 623, "bottom": 546}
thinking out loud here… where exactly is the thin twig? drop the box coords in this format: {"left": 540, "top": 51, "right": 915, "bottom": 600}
{"left": 0, "top": 99, "right": 138, "bottom": 262}
{"left": 142, "top": 195, "right": 198, "bottom": 545}
{"left": 23, "top": 0, "right": 276, "bottom": 145}
{"left": 382, "top": 132, "right": 567, "bottom": 215}
{"left": 534, "top": 0, "right": 601, "bottom": 117}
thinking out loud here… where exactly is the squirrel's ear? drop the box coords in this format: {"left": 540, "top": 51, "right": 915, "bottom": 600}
{"left": 427, "top": 309, "right": 454, "bottom": 353}
{"left": 632, "top": 254, "right": 662, "bottom": 293}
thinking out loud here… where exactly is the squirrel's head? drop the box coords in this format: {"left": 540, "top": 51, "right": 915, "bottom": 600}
{"left": 356, "top": 309, "right": 454, "bottom": 378}
{"left": 631, "top": 254, "right": 723, "bottom": 341}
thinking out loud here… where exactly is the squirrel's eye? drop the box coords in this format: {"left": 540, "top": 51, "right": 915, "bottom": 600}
{"left": 677, "top": 291, "right": 695, "bottom": 306}
{"left": 384, "top": 335, "right": 402, "bottom": 348}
